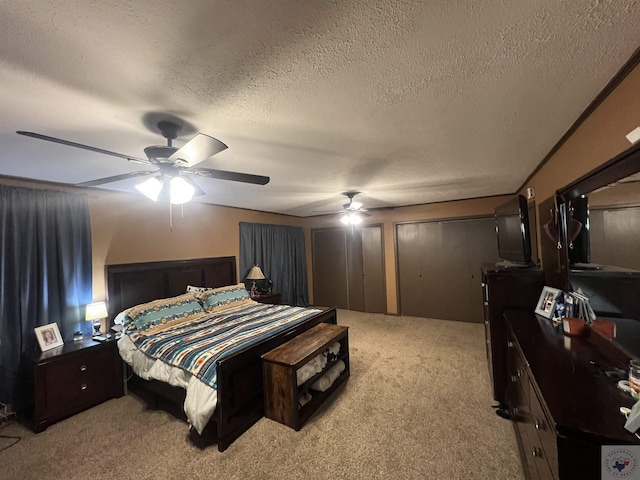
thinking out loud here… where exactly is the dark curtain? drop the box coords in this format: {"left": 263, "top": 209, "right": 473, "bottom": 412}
{"left": 239, "top": 222, "right": 309, "bottom": 307}
{"left": 0, "top": 185, "right": 92, "bottom": 403}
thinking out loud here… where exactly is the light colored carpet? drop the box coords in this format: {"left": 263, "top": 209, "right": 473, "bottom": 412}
{"left": 0, "top": 310, "right": 523, "bottom": 480}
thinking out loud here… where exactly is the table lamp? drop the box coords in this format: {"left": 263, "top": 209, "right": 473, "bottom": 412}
{"left": 246, "top": 265, "right": 265, "bottom": 298}
{"left": 86, "top": 301, "right": 108, "bottom": 337}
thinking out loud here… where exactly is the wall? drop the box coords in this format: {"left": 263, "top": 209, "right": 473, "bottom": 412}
{"left": 302, "top": 195, "right": 512, "bottom": 314}
{"left": 520, "top": 62, "right": 640, "bottom": 257}
{"left": 5, "top": 63, "right": 639, "bottom": 317}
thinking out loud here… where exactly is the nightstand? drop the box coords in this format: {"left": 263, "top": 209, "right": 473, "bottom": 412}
{"left": 254, "top": 293, "right": 282, "bottom": 305}
{"left": 22, "top": 337, "right": 124, "bottom": 432}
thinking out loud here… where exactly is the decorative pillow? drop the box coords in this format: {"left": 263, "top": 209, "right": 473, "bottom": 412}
{"left": 124, "top": 293, "right": 204, "bottom": 333}
{"left": 196, "top": 283, "right": 251, "bottom": 313}
{"left": 186, "top": 285, "right": 209, "bottom": 294}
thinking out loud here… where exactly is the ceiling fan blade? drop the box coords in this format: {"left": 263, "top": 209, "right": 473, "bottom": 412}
{"left": 75, "top": 171, "right": 155, "bottom": 187}
{"left": 169, "top": 133, "right": 228, "bottom": 168}
{"left": 188, "top": 167, "right": 270, "bottom": 185}
{"left": 16, "top": 131, "right": 151, "bottom": 165}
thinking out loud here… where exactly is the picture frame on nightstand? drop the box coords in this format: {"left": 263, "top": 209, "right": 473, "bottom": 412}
{"left": 535, "top": 286, "right": 562, "bottom": 319}
{"left": 35, "top": 323, "right": 64, "bottom": 352}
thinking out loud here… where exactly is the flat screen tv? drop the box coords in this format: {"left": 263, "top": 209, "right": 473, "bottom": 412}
{"left": 494, "top": 194, "right": 533, "bottom": 266}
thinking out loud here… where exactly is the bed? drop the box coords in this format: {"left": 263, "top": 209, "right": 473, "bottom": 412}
{"left": 106, "top": 256, "right": 338, "bottom": 451}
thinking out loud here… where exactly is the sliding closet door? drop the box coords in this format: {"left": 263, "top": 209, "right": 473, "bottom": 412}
{"left": 397, "top": 217, "right": 496, "bottom": 323}
{"left": 361, "top": 225, "right": 386, "bottom": 313}
{"left": 397, "top": 223, "right": 425, "bottom": 317}
{"left": 312, "top": 229, "right": 348, "bottom": 309}
{"left": 312, "top": 225, "right": 386, "bottom": 312}
{"left": 346, "top": 230, "right": 365, "bottom": 311}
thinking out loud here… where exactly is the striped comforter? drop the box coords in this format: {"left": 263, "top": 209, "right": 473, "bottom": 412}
{"left": 129, "top": 302, "right": 322, "bottom": 389}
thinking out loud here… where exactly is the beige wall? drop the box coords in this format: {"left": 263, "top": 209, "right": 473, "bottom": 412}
{"left": 302, "top": 195, "right": 512, "bottom": 314}
{"left": 520, "top": 63, "right": 640, "bottom": 257}
{"left": 4, "top": 62, "right": 639, "bottom": 317}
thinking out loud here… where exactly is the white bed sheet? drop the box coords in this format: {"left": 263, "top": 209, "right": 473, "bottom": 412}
{"left": 117, "top": 335, "right": 217, "bottom": 434}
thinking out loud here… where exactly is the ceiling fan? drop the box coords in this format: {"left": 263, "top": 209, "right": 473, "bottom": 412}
{"left": 17, "top": 120, "right": 270, "bottom": 204}
{"left": 337, "top": 192, "right": 371, "bottom": 225}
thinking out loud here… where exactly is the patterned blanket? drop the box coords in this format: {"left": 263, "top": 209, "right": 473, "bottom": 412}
{"left": 129, "top": 303, "right": 321, "bottom": 389}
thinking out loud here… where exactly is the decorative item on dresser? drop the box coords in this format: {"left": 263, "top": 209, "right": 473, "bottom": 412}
{"left": 262, "top": 323, "right": 349, "bottom": 430}
{"left": 21, "top": 337, "right": 124, "bottom": 432}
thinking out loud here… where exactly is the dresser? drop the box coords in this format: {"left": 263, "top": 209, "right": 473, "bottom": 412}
{"left": 22, "top": 337, "right": 124, "bottom": 432}
{"left": 482, "top": 265, "right": 544, "bottom": 406}
{"left": 504, "top": 310, "right": 639, "bottom": 479}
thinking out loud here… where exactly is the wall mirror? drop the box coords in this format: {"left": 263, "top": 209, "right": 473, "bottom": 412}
{"left": 558, "top": 142, "right": 640, "bottom": 359}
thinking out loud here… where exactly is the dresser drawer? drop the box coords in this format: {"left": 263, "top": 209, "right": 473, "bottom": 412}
{"left": 528, "top": 382, "right": 558, "bottom": 478}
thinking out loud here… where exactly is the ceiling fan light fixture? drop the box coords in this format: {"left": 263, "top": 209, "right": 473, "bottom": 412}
{"left": 170, "top": 176, "right": 195, "bottom": 205}
{"left": 341, "top": 212, "right": 363, "bottom": 225}
{"left": 135, "top": 176, "right": 163, "bottom": 202}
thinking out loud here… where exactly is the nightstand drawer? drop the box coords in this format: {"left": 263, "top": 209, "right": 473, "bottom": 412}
{"left": 45, "top": 348, "right": 113, "bottom": 414}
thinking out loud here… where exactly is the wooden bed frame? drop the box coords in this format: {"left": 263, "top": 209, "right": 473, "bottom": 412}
{"left": 105, "top": 256, "right": 338, "bottom": 451}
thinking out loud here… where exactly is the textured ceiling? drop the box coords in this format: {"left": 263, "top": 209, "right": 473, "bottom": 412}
{"left": 1, "top": 1, "right": 639, "bottom": 216}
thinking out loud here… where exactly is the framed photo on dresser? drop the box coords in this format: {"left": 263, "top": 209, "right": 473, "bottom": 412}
{"left": 535, "top": 286, "right": 562, "bottom": 319}
{"left": 35, "top": 323, "right": 63, "bottom": 352}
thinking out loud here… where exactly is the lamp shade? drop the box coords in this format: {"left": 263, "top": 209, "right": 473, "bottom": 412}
{"left": 135, "top": 177, "right": 164, "bottom": 202}
{"left": 246, "top": 265, "right": 265, "bottom": 280}
{"left": 170, "top": 176, "right": 195, "bottom": 205}
{"left": 85, "top": 301, "right": 108, "bottom": 321}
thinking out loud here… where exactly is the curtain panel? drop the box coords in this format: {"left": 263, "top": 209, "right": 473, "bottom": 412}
{"left": 0, "top": 185, "right": 92, "bottom": 403}
{"left": 239, "top": 222, "right": 309, "bottom": 307}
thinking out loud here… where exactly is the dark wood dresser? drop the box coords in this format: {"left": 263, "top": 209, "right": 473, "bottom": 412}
{"left": 21, "top": 337, "right": 124, "bottom": 432}
{"left": 504, "top": 310, "right": 639, "bottom": 479}
{"left": 482, "top": 265, "right": 545, "bottom": 407}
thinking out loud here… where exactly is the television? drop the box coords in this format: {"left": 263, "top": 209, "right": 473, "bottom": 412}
{"left": 494, "top": 194, "right": 533, "bottom": 266}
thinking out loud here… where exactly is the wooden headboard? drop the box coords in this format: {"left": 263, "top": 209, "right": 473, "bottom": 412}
{"left": 105, "top": 256, "right": 237, "bottom": 327}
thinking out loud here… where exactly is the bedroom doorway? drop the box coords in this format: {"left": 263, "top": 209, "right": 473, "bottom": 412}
{"left": 311, "top": 225, "right": 386, "bottom": 313}
{"left": 396, "top": 217, "right": 496, "bottom": 323}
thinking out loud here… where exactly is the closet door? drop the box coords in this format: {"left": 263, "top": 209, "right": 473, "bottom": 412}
{"left": 397, "top": 217, "right": 496, "bottom": 323}
{"left": 346, "top": 229, "right": 365, "bottom": 311}
{"left": 361, "top": 225, "right": 386, "bottom": 313}
{"left": 397, "top": 223, "right": 424, "bottom": 317}
{"left": 312, "top": 229, "right": 348, "bottom": 309}
{"left": 312, "top": 226, "right": 386, "bottom": 312}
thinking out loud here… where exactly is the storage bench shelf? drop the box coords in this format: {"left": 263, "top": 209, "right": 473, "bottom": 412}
{"left": 262, "top": 323, "right": 349, "bottom": 430}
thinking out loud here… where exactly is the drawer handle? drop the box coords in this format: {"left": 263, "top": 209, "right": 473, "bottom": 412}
{"left": 508, "top": 341, "right": 514, "bottom": 348}
{"left": 510, "top": 375, "right": 518, "bottom": 383}
{"left": 80, "top": 365, "right": 87, "bottom": 372}
{"left": 535, "top": 418, "right": 544, "bottom": 431}
{"left": 531, "top": 447, "right": 542, "bottom": 458}
{"left": 512, "top": 407, "right": 519, "bottom": 415}
{"left": 80, "top": 383, "right": 87, "bottom": 391}
{"left": 516, "top": 369, "right": 523, "bottom": 378}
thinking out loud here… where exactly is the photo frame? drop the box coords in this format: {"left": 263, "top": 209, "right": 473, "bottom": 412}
{"left": 35, "top": 323, "right": 64, "bottom": 352}
{"left": 535, "top": 286, "right": 562, "bottom": 319}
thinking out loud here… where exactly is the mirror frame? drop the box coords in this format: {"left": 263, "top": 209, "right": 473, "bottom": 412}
{"left": 555, "top": 141, "right": 640, "bottom": 362}
{"left": 558, "top": 142, "right": 640, "bottom": 202}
